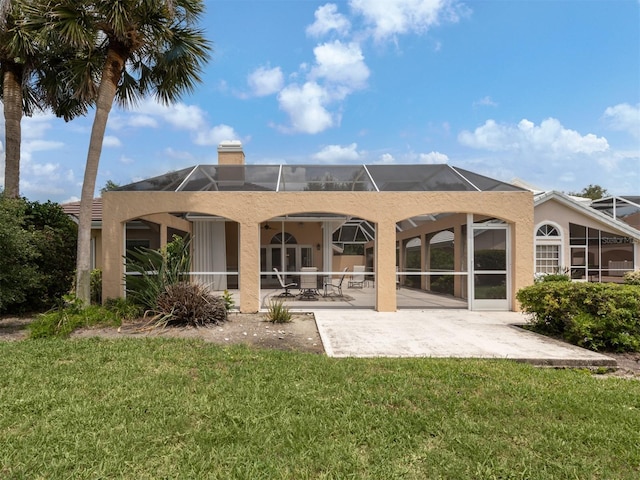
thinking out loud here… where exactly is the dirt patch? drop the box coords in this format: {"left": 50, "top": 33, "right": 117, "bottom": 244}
{"left": 2, "top": 315, "right": 640, "bottom": 377}
{"left": 72, "top": 312, "right": 325, "bottom": 354}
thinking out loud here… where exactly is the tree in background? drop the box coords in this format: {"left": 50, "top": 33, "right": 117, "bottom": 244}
{"left": 569, "top": 184, "right": 609, "bottom": 201}
{"left": 101, "top": 180, "right": 120, "bottom": 195}
{"left": 1, "top": 0, "right": 38, "bottom": 198}
{"left": 1, "top": 0, "right": 92, "bottom": 198}
{"left": 24, "top": 200, "right": 78, "bottom": 309}
{"left": 31, "top": 0, "right": 211, "bottom": 304}
{"left": 0, "top": 195, "right": 41, "bottom": 312}
{"left": 0, "top": 193, "right": 77, "bottom": 313}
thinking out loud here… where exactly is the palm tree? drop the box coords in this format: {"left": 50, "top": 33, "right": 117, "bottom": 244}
{"left": 1, "top": 0, "right": 38, "bottom": 199}
{"left": 33, "top": 0, "right": 211, "bottom": 303}
{"left": 1, "top": 0, "right": 91, "bottom": 198}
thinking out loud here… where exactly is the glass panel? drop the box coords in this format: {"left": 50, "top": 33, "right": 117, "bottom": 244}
{"left": 535, "top": 244, "right": 560, "bottom": 273}
{"left": 286, "top": 247, "right": 297, "bottom": 272}
{"left": 569, "top": 223, "right": 586, "bottom": 245}
{"left": 301, "top": 247, "right": 313, "bottom": 268}
{"left": 474, "top": 274, "right": 507, "bottom": 299}
{"left": 279, "top": 165, "right": 375, "bottom": 191}
{"left": 367, "top": 164, "right": 477, "bottom": 191}
{"left": 473, "top": 229, "right": 506, "bottom": 271}
{"left": 179, "top": 165, "right": 280, "bottom": 192}
{"left": 430, "top": 274, "right": 454, "bottom": 295}
{"left": 453, "top": 167, "right": 525, "bottom": 192}
{"left": 271, "top": 248, "right": 282, "bottom": 272}
{"left": 119, "top": 166, "right": 194, "bottom": 191}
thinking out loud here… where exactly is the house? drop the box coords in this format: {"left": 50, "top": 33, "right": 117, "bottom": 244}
{"left": 532, "top": 191, "right": 640, "bottom": 281}
{"left": 96, "top": 141, "right": 533, "bottom": 313}
{"left": 67, "top": 142, "right": 637, "bottom": 314}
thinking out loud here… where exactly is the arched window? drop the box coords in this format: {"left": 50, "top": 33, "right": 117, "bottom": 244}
{"left": 536, "top": 224, "right": 560, "bottom": 237}
{"left": 270, "top": 232, "right": 297, "bottom": 244}
{"left": 535, "top": 223, "right": 563, "bottom": 274}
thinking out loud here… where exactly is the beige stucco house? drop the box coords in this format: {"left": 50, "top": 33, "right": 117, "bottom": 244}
{"left": 97, "top": 142, "right": 535, "bottom": 312}
{"left": 63, "top": 142, "right": 638, "bottom": 314}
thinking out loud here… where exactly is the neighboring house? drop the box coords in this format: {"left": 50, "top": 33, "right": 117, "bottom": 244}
{"left": 97, "top": 141, "right": 533, "bottom": 313}
{"left": 532, "top": 191, "right": 640, "bottom": 281}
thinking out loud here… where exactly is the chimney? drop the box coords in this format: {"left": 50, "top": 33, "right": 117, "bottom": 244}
{"left": 217, "top": 140, "right": 245, "bottom": 165}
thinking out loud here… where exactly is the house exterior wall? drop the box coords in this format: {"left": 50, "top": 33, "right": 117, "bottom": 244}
{"left": 534, "top": 199, "right": 640, "bottom": 273}
{"left": 102, "top": 190, "right": 533, "bottom": 313}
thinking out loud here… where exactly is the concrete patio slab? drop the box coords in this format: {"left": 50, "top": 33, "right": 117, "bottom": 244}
{"left": 313, "top": 309, "right": 616, "bottom": 368}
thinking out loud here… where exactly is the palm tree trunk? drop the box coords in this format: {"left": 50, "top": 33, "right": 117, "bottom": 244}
{"left": 76, "top": 47, "right": 125, "bottom": 304}
{"left": 2, "top": 62, "right": 23, "bottom": 199}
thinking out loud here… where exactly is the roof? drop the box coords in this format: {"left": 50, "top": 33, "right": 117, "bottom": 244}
{"left": 115, "top": 164, "right": 525, "bottom": 193}
{"left": 60, "top": 198, "right": 102, "bottom": 223}
{"left": 534, "top": 191, "right": 640, "bottom": 240}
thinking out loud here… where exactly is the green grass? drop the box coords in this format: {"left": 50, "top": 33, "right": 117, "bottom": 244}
{"left": 1, "top": 339, "right": 639, "bottom": 479}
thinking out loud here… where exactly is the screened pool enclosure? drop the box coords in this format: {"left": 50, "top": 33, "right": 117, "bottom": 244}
{"left": 102, "top": 163, "right": 533, "bottom": 312}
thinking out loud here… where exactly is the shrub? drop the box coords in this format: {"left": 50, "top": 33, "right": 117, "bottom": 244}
{"left": 516, "top": 282, "right": 640, "bottom": 352}
{"left": 0, "top": 197, "right": 41, "bottom": 312}
{"left": 104, "top": 297, "right": 143, "bottom": 320}
{"left": 29, "top": 295, "right": 121, "bottom": 339}
{"left": 152, "top": 282, "right": 227, "bottom": 328}
{"left": 539, "top": 273, "right": 571, "bottom": 283}
{"left": 222, "top": 289, "right": 235, "bottom": 311}
{"left": 24, "top": 200, "right": 77, "bottom": 309}
{"left": 624, "top": 270, "right": 640, "bottom": 286}
{"left": 91, "top": 269, "right": 102, "bottom": 304}
{"left": 266, "top": 300, "right": 292, "bottom": 324}
{"left": 125, "top": 235, "right": 191, "bottom": 310}
{"left": 0, "top": 196, "right": 77, "bottom": 313}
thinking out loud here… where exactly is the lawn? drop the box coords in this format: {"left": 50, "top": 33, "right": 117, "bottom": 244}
{"left": 1, "top": 338, "right": 639, "bottom": 479}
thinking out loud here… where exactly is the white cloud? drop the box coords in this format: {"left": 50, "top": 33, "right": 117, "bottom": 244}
{"left": 103, "top": 136, "right": 122, "bottom": 148}
{"left": 473, "top": 96, "right": 498, "bottom": 108}
{"left": 194, "top": 124, "right": 240, "bottom": 146}
{"left": 247, "top": 66, "right": 284, "bottom": 97}
{"left": 277, "top": 82, "right": 335, "bottom": 134}
{"left": 119, "top": 155, "right": 134, "bottom": 165}
{"left": 23, "top": 139, "right": 65, "bottom": 153}
{"left": 418, "top": 151, "right": 449, "bottom": 164}
{"left": 128, "top": 115, "right": 158, "bottom": 128}
{"left": 603, "top": 103, "right": 640, "bottom": 138}
{"left": 128, "top": 99, "right": 207, "bottom": 131}
{"left": 306, "top": 3, "right": 351, "bottom": 38}
{"left": 312, "top": 143, "right": 362, "bottom": 163}
{"left": 458, "top": 118, "right": 609, "bottom": 156}
{"left": 276, "top": 41, "right": 369, "bottom": 134}
{"left": 349, "top": 0, "right": 465, "bottom": 41}
{"left": 377, "top": 153, "right": 395, "bottom": 164}
{"left": 311, "top": 41, "right": 370, "bottom": 92}
{"left": 22, "top": 112, "right": 56, "bottom": 139}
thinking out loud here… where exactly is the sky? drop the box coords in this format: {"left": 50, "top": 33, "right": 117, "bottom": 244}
{"left": 0, "top": 0, "right": 639, "bottom": 204}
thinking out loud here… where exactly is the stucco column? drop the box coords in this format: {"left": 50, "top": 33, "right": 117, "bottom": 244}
{"left": 453, "top": 224, "right": 463, "bottom": 297}
{"left": 511, "top": 219, "right": 533, "bottom": 311}
{"left": 238, "top": 221, "right": 260, "bottom": 313}
{"left": 375, "top": 221, "right": 397, "bottom": 312}
{"left": 102, "top": 199, "right": 125, "bottom": 302}
{"left": 421, "top": 233, "right": 429, "bottom": 290}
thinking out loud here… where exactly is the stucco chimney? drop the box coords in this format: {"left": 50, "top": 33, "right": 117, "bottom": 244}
{"left": 218, "top": 140, "right": 245, "bottom": 165}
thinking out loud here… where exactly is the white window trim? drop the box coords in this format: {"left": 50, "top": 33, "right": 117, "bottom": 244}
{"left": 534, "top": 221, "right": 564, "bottom": 273}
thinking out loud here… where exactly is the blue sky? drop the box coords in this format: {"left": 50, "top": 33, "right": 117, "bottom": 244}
{"left": 1, "top": 0, "right": 639, "bottom": 203}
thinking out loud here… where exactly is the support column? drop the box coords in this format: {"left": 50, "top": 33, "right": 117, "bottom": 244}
{"left": 102, "top": 201, "right": 125, "bottom": 302}
{"left": 421, "top": 233, "right": 429, "bottom": 290}
{"left": 375, "top": 221, "right": 397, "bottom": 312}
{"left": 238, "top": 221, "right": 260, "bottom": 312}
{"left": 453, "top": 224, "right": 463, "bottom": 297}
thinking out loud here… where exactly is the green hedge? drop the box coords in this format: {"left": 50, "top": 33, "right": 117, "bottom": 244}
{"left": 516, "top": 282, "right": 640, "bottom": 352}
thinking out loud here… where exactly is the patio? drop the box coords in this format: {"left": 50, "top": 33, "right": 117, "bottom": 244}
{"left": 216, "top": 285, "right": 468, "bottom": 311}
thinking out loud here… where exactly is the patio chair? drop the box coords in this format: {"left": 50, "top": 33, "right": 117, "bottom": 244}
{"left": 273, "top": 268, "right": 297, "bottom": 297}
{"left": 348, "top": 265, "right": 366, "bottom": 288}
{"left": 323, "top": 267, "right": 348, "bottom": 297}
